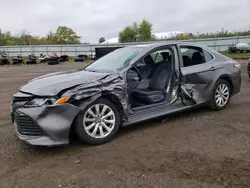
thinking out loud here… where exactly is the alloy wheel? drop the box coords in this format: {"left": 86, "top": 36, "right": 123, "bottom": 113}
{"left": 83, "top": 104, "right": 116, "bottom": 139}
{"left": 215, "top": 84, "right": 230, "bottom": 107}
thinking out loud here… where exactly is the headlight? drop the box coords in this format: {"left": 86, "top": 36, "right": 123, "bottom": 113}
{"left": 25, "top": 97, "right": 58, "bottom": 107}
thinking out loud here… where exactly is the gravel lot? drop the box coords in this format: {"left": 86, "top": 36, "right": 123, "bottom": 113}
{"left": 0, "top": 61, "right": 250, "bottom": 188}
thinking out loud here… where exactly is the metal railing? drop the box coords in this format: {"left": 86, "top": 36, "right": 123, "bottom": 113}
{"left": 0, "top": 36, "right": 249, "bottom": 57}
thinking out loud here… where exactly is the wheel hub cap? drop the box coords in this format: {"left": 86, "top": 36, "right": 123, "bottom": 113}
{"left": 83, "top": 104, "right": 116, "bottom": 139}
{"left": 215, "top": 84, "right": 229, "bottom": 107}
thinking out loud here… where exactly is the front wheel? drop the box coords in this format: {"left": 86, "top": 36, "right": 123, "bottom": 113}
{"left": 209, "top": 79, "right": 231, "bottom": 110}
{"left": 75, "top": 98, "right": 121, "bottom": 145}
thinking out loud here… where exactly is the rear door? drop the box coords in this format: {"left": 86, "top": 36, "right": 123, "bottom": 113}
{"left": 177, "top": 45, "right": 218, "bottom": 105}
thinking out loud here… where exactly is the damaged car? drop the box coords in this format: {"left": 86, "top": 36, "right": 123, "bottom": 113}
{"left": 11, "top": 42, "right": 241, "bottom": 146}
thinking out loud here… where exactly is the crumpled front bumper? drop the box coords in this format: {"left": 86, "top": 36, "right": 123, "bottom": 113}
{"left": 11, "top": 103, "right": 80, "bottom": 146}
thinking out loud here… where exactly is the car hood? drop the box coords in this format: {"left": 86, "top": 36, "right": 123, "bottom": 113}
{"left": 19, "top": 69, "right": 111, "bottom": 96}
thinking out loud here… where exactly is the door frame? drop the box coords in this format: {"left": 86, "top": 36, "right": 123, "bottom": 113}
{"left": 176, "top": 44, "right": 216, "bottom": 105}
{"left": 126, "top": 45, "right": 180, "bottom": 114}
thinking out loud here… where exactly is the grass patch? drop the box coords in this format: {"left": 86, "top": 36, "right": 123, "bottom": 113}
{"left": 220, "top": 52, "right": 250, "bottom": 59}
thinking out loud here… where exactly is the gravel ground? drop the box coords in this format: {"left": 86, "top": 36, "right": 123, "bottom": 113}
{"left": 0, "top": 61, "right": 250, "bottom": 188}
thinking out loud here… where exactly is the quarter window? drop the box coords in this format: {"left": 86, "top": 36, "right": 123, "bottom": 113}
{"left": 203, "top": 49, "right": 213, "bottom": 62}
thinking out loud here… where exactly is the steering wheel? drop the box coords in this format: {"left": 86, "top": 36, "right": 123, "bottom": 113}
{"left": 132, "top": 65, "right": 142, "bottom": 82}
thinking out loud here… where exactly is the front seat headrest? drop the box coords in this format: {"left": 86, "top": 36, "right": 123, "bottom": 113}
{"left": 192, "top": 52, "right": 203, "bottom": 61}
{"left": 144, "top": 55, "right": 154, "bottom": 66}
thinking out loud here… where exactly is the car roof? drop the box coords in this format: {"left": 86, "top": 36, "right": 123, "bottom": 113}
{"left": 130, "top": 41, "right": 207, "bottom": 49}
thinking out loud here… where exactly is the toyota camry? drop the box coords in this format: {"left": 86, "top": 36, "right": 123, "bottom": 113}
{"left": 11, "top": 42, "right": 241, "bottom": 146}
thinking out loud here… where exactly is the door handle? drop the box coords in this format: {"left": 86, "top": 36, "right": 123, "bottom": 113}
{"left": 209, "top": 66, "right": 216, "bottom": 71}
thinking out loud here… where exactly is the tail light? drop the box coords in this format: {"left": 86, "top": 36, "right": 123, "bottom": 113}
{"left": 233, "top": 61, "right": 241, "bottom": 70}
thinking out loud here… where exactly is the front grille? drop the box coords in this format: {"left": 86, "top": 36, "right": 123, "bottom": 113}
{"left": 13, "top": 110, "right": 43, "bottom": 136}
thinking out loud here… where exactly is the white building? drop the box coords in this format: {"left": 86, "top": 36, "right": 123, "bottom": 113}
{"left": 101, "top": 31, "right": 185, "bottom": 44}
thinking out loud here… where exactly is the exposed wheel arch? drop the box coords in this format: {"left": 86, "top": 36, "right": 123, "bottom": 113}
{"left": 209, "top": 79, "right": 231, "bottom": 110}
{"left": 74, "top": 98, "right": 121, "bottom": 145}
{"left": 218, "top": 75, "right": 233, "bottom": 94}
{"left": 69, "top": 93, "right": 124, "bottom": 141}
{"left": 101, "top": 93, "right": 124, "bottom": 120}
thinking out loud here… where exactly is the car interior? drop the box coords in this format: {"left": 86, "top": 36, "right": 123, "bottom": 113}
{"left": 127, "top": 48, "right": 174, "bottom": 108}
{"left": 181, "top": 46, "right": 206, "bottom": 67}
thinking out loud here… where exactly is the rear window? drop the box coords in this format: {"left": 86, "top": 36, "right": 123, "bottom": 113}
{"left": 180, "top": 46, "right": 213, "bottom": 67}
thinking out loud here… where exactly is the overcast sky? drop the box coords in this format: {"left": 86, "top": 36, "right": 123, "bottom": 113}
{"left": 0, "top": 0, "right": 249, "bottom": 43}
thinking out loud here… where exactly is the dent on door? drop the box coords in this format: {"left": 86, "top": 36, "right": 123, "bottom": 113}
{"left": 180, "top": 67, "right": 213, "bottom": 105}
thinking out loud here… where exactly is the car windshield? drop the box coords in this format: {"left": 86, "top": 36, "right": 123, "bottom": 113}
{"left": 85, "top": 47, "right": 143, "bottom": 72}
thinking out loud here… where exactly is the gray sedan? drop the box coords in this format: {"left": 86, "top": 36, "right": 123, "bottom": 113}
{"left": 11, "top": 42, "right": 241, "bottom": 146}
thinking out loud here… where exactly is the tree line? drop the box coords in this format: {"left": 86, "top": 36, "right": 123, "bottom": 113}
{"left": 118, "top": 19, "right": 250, "bottom": 43}
{"left": 1, "top": 21, "right": 250, "bottom": 46}
{"left": 0, "top": 26, "right": 81, "bottom": 46}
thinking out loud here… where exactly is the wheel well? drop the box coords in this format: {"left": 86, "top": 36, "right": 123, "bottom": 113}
{"left": 101, "top": 94, "right": 123, "bottom": 118}
{"left": 69, "top": 94, "right": 124, "bottom": 140}
{"left": 219, "top": 76, "right": 233, "bottom": 94}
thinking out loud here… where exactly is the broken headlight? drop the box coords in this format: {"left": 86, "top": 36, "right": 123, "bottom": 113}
{"left": 25, "top": 97, "right": 58, "bottom": 107}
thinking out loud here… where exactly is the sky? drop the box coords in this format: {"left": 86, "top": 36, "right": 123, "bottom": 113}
{"left": 0, "top": 0, "right": 249, "bottom": 43}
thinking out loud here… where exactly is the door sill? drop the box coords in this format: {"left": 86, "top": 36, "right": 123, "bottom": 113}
{"left": 125, "top": 101, "right": 195, "bottom": 126}
{"left": 131, "top": 95, "right": 172, "bottom": 112}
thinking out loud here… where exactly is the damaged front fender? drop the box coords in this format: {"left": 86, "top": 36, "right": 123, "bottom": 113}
{"left": 62, "top": 73, "right": 129, "bottom": 121}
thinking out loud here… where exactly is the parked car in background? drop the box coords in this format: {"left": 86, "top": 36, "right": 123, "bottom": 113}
{"left": 26, "top": 54, "right": 37, "bottom": 65}
{"left": 74, "top": 54, "right": 88, "bottom": 62}
{"left": 59, "top": 52, "right": 70, "bottom": 62}
{"left": 59, "top": 55, "right": 69, "bottom": 62}
{"left": 236, "top": 43, "right": 250, "bottom": 52}
{"left": 47, "top": 53, "right": 60, "bottom": 65}
{"left": 39, "top": 54, "right": 49, "bottom": 63}
{"left": 13, "top": 55, "right": 23, "bottom": 65}
{"left": 228, "top": 43, "right": 250, "bottom": 53}
{"left": 0, "top": 53, "right": 10, "bottom": 65}
{"left": 11, "top": 42, "right": 241, "bottom": 146}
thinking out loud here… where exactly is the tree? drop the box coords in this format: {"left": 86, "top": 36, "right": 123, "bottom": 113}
{"left": 138, "top": 19, "right": 152, "bottom": 42}
{"left": 0, "top": 30, "right": 5, "bottom": 45}
{"left": 0, "top": 30, "right": 16, "bottom": 45}
{"left": 99, "top": 37, "right": 105, "bottom": 43}
{"left": 132, "top": 22, "right": 139, "bottom": 36}
{"left": 46, "top": 31, "right": 54, "bottom": 41}
{"left": 52, "top": 26, "right": 81, "bottom": 44}
{"left": 119, "top": 26, "right": 137, "bottom": 43}
{"left": 118, "top": 20, "right": 153, "bottom": 43}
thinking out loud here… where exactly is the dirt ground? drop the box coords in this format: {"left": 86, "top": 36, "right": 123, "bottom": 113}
{"left": 0, "top": 61, "right": 250, "bottom": 188}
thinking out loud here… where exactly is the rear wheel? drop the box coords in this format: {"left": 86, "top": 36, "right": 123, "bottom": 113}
{"left": 209, "top": 79, "right": 231, "bottom": 110}
{"left": 75, "top": 99, "right": 121, "bottom": 145}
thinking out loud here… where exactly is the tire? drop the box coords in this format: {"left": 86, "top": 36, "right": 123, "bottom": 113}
{"left": 75, "top": 98, "right": 121, "bottom": 145}
{"left": 209, "top": 79, "right": 231, "bottom": 110}
{"left": 48, "top": 60, "right": 59, "bottom": 65}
